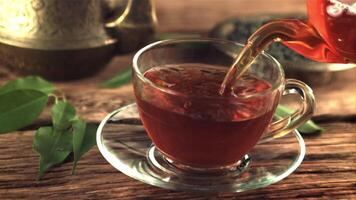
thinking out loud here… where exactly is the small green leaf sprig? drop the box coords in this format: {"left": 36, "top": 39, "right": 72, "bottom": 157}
{"left": 0, "top": 76, "right": 97, "bottom": 180}
{"left": 276, "top": 105, "right": 324, "bottom": 134}
{"left": 100, "top": 68, "right": 132, "bottom": 88}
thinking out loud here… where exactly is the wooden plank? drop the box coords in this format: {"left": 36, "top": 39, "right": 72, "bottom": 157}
{"left": 1, "top": 55, "right": 355, "bottom": 126}
{"left": 0, "top": 1, "right": 355, "bottom": 199}
{"left": 0, "top": 122, "right": 354, "bottom": 199}
{"left": 56, "top": 61, "right": 356, "bottom": 121}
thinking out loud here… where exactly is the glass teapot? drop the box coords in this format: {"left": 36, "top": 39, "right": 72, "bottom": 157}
{"left": 0, "top": 0, "right": 157, "bottom": 80}
{"left": 248, "top": 0, "right": 356, "bottom": 63}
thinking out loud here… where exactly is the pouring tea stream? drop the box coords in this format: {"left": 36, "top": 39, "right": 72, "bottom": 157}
{"left": 220, "top": 0, "right": 356, "bottom": 94}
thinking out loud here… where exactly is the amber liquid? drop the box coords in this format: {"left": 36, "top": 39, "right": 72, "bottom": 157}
{"left": 220, "top": 0, "right": 356, "bottom": 94}
{"left": 136, "top": 64, "right": 277, "bottom": 167}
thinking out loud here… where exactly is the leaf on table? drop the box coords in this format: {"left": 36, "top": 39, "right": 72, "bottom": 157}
{"left": 0, "top": 90, "right": 48, "bottom": 134}
{"left": 72, "top": 120, "right": 97, "bottom": 174}
{"left": 276, "top": 105, "right": 324, "bottom": 134}
{"left": 100, "top": 68, "right": 132, "bottom": 88}
{"left": 78, "top": 123, "right": 97, "bottom": 157}
{"left": 51, "top": 100, "right": 76, "bottom": 130}
{"left": 297, "top": 120, "right": 324, "bottom": 134}
{"left": 155, "top": 33, "right": 202, "bottom": 41}
{"left": 0, "top": 76, "right": 55, "bottom": 95}
{"left": 33, "top": 127, "right": 73, "bottom": 180}
{"left": 72, "top": 119, "right": 86, "bottom": 174}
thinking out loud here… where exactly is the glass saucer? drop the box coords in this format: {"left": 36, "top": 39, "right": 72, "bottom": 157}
{"left": 96, "top": 103, "right": 306, "bottom": 193}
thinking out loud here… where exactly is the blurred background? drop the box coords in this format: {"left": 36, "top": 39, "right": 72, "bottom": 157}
{"left": 155, "top": 0, "right": 305, "bottom": 32}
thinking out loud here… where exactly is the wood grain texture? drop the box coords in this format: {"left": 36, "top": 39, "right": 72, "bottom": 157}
{"left": 0, "top": 0, "right": 356, "bottom": 199}
{"left": 5, "top": 56, "right": 353, "bottom": 126}
{"left": 0, "top": 56, "right": 355, "bottom": 199}
{"left": 0, "top": 49, "right": 355, "bottom": 200}
{"left": 0, "top": 123, "right": 355, "bottom": 199}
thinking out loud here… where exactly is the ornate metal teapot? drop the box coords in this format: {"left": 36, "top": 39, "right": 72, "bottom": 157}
{"left": 0, "top": 0, "right": 157, "bottom": 80}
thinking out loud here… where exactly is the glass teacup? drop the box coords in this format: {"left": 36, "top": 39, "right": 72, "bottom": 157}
{"left": 133, "top": 39, "right": 315, "bottom": 171}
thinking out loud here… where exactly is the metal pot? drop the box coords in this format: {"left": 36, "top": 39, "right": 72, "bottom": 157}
{"left": 0, "top": 0, "right": 157, "bottom": 80}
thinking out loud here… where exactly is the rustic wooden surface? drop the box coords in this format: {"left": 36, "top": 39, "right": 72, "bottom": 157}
{"left": 1, "top": 1, "right": 356, "bottom": 199}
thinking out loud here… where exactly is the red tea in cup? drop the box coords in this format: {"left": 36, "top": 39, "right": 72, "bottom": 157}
{"left": 133, "top": 39, "right": 315, "bottom": 170}
{"left": 136, "top": 64, "right": 278, "bottom": 167}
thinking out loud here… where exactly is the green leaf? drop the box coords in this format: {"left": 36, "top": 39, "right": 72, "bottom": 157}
{"left": 0, "top": 90, "right": 48, "bottom": 133}
{"left": 72, "top": 119, "right": 86, "bottom": 174}
{"left": 51, "top": 101, "right": 76, "bottom": 130}
{"left": 33, "top": 127, "right": 73, "bottom": 180}
{"left": 297, "top": 120, "right": 324, "bottom": 134}
{"left": 0, "top": 76, "right": 55, "bottom": 95}
{"left": 78, "top": 123, "right": 97, "bottom": 157}
{"left": 100, "top": 68, "right": 132, "bottom": 88}
{"left": 276, "top": 105, "right": 324, "bottom": 134}
{"left": 72, "top": 121, "right": 97, "bottom": 174}
{"left": 155, "top": 33, "right": 202, "bottom": 41}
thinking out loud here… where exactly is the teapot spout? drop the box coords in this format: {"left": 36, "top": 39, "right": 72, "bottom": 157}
{"left": 247, "top": 19, "right": 345, "bottom": 63}
{"left": 105, "top": 0, "right": 158, "bottom": 54}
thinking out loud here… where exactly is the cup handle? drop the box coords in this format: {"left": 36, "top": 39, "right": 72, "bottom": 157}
{"left": 259, "top": 79, "right": 315, "bottom": 143}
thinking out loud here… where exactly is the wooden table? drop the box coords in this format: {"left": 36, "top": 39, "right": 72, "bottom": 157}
{"left": 1, "top": 1, "right": 356, "bottom": 199}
